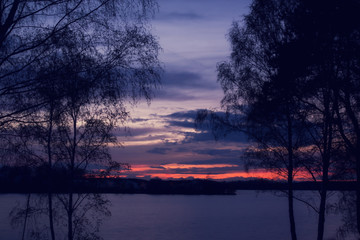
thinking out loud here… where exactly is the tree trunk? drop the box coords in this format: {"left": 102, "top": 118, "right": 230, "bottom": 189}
{"left": 356, "top": 147, "right": 360, "bottom": 236}
{"left": 316, "top": 85, "right": 334, "bottom": 240}
{"left": 287, "top": 111, "right": 297, "bottom": 240}
{"left": 288, "top": 184, "right": 297, "bottom": 240}
{"left": 317, "top": 136, "right": 330, "bottom": 240}
{"left": 21, "top": 193, "right": 31, "bottom": 240}
{"left": 68, "top": 193, "right": 73, "bottom": 240}
{"left": 47, "top": 105, "right": 56, "bottom": 240}
{"left": 71, "top": 113, "right": 77, "bottom": 179}
{"left": 68, "top": 113, "right": 77, "bottom": 240}
{"left": 317, "top": 187, "right": 327, "bottom": 240}
{"left": 48, "top": 193, "right": 56, "bottom": 240}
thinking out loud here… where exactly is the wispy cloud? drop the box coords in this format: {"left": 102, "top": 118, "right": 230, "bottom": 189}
{"left": 193, "top": 148, "right": 243, "bottom": 157}
{"left": 154, "top": 70, "right": 220, "bottom": 101}
{"left": 162, "top": 71, "right": 217, "bottom": 90}
{"left": 147, "top": 147, "right": 172, "bottom": 155}
{"left": 155, "top": 11, "right": 204, "bottom": 21}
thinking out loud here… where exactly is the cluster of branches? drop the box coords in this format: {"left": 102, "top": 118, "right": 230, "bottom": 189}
{"left": 198, "top": 0, "right": 360, "bottom": 239}
{"left": 0, "top": 0, "right": 162, "bottom": 177}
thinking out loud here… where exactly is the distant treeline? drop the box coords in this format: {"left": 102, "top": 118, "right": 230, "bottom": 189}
{"left": 0, "top": 166, "right": 356, "bottom": 194}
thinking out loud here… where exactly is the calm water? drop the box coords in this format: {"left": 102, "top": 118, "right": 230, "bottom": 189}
{"left": 0, "top": 191, "right": 358, "bottom": 240}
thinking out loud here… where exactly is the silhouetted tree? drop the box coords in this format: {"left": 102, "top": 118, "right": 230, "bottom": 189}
{"left": 205, "top": 0, "right": 360, "bottom": 239}
{"left": 298, "top": 0, "right": 360, "bottom": 235}
{"left": 0, "top": 0, "right": 158, "bottom": 125}
{"left": 0, "top": 0, "right": 161, "bottom": 171}
{"left": 289, "top": 1, "right": 360, "bottom": 238}
{"left": 214, "top": 1, "right": 305, "bottom": 239}
{"left": 1, "top": 2, "right": 161, "bottom": 239}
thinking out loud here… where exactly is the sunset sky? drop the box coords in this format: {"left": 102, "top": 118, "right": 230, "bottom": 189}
{"left": 110, "top": 0, "right": 265, "bottom": 181}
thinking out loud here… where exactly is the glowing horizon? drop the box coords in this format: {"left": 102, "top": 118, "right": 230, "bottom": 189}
{"left": 92, "top": 164, "right": 316, "bottom": 181}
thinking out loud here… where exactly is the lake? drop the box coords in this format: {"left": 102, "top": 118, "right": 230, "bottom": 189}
{"left": 0, "top": 191, "right": 358, "bottom": 240}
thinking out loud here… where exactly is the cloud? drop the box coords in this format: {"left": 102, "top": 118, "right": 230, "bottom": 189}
{"left": 185, "top": 158, "right": 243, "bottom": 165}
{"left": 145, "top": 109, "right": 250, "bottom": 144}
{"left": 131, "top": 118, "right": 150, "bottom": 123}
{"left": 166, "top": 120, "right": 194, "bottom": 129}
{"left": 181, "top": 129, "right": 248, "bottom": 144}
{"left": 175, "top": 147, "right": 190, "bottom": 153}
{"left": 149, "top": 165, "right": 166, "bottom": 169}
{"left": 165, "top": 110, "right": 198, "bottom": 119}
{"left": 166, "top": 110, "right": 249, "bottom": 143}
{"left": 147, "top": 147, "right": 172, "bottom": 154}
{"left": 162, "top": 71, "right": 217, "bottom": 90}
{"left": 154, "top": 89, "right": 197, "bottom": 101}
{"left": 155, "top": 11, "right": 203, "bottom": 21}
{"left": 153, "top": 70, "right": 220, "bottom": 101}
{"left": 193, "top": 148, "right": 243, "bottom": 157}
{"left": 114, "top": 127, "right": 160, "bottom": 138}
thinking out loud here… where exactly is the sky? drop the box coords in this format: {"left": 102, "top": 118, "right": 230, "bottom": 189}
{"left": 108, "top": 0, "right": 277, "bottom": 181}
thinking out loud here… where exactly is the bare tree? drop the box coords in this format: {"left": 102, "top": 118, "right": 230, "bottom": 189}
{"left": 2, "top": 2, "right": 161, "bottom": 239}
{"left": 0, "top": 0, "right": 161, "bottom": 169}
{"left": 0, "top": 0, "right": 159, "bottom": 124}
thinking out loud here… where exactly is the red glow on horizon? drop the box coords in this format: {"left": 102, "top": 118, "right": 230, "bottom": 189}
{"left": 144, "top": 171, "right": 282, "bottom": 180}
{"left": 87, "top": 164, "right": 316, "bottom": 181}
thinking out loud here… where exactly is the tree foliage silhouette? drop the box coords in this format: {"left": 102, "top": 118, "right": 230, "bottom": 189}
{"left": 213, "top": 1, "right": 303, "bottom": 239}
{"left": 0, "top": 0, "right": 161, "bottom": 170}
{"left": 199, "top": 0, "right": 360, "bottom": 239}
{"left": 0, "top": 0, "right": 160, "bottom": 125}
{"left": 1, "top": 2, "right": 161, "bottom": 239}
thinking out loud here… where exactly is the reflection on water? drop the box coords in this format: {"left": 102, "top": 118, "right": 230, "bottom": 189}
{"left": 9, "top": 193, "right": 110, "bottom": 240}
{"left": 336, "top": 192, "right": 359, "bottom": 239}
{"left": 1, "top": 191, "right": 359, "bottom": 240}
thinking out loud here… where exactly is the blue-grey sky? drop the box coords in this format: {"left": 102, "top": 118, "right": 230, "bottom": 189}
{"left": 110, "top": 0, "right": 263, "bottom": 180}
{"left": 153, "top": 0, "right": 250, "bottom": 105}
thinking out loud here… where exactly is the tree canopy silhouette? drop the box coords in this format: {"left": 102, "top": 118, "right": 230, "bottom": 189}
{"left": 0, "top": 0, "right": 160, "bottom": 125}
{"left": 197, "top": 0, "right": 360, "bottom": 239}
{"left": 0, "top": 0, "right": 161, "bottom": 176}
{"left": 0, "top": 3, "right": 161, "bottom": 238}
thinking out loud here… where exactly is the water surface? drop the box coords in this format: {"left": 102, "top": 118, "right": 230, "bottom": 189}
{"left": 0, "top": 191, "right": 357, "bottom": 240}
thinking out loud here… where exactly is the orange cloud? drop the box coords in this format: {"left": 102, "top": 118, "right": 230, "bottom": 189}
{"left": 144, "top": 171, "right": 281, "bottom": 180}
{"left": 161, "top": 163, "right": 238, "bottom": 170}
